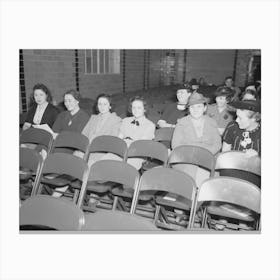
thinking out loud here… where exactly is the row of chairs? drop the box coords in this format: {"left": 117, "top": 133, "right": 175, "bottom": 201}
{"left": 20, "top": 128, "right": 261, "bottom": 231}
{"left": 19, "top": 166, "right": 261, "bottom": 231}
{"left": 20, "top": 155, "right": 261, "bottom": 231}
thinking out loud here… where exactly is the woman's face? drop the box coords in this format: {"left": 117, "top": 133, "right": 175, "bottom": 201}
{"left": 189, "top": 103, "right": 206, "bottom": 119}
{"left": 64, "top": 94, "right": 79, "bottom": 112}
{"left": 132, "top": 100, "right": 145, "bottom": 119}
{"left": 176, "top": 89, "right": 191, "bottom": 104}
{"left": 34, "top": 89, "right": 48, "bottom": 105}
{"left": 236, "top": 109, "right": 255, "bottom": 129}
{"left": 242, "top": 93, "right": 256, "bottom": 101}
{"left": 216, "top": 95, "right": 228, "bottom": 107}
{"left": 98, "top": 97, "right": 111, "bottom": 114}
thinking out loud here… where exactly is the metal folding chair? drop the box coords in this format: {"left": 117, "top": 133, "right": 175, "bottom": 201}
{"left": 20, "top": 147, "right": 43, "bottom": 199}
{"left": 191, "top": 177, "right": 261, "bottom": 231}
{"left": 82, "top": 210, "right": 158, "bottom": 231}
{"left": 34, "top": 153, "right": 89, "bottom": 203}
{"left": 215, "top": 151, "right": 261, "bottom": 188}
{"left": 131, "top": 167, "right": 197, "bottom": 230}
{"left": 77, "top": 159, "right": 139, "bottom": 213}
{"left": 20, "top": 195, "right": 85, "bottom": 231}
{"left": 154, "top": 127, "right": 174, "bottom": 149}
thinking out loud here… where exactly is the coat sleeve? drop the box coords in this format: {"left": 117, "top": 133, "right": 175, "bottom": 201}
{"left": 171, "top": 119, "right": 185, "bottom": 149}
{"left": 205, "top": 119, "right": 222, "bottom": 154}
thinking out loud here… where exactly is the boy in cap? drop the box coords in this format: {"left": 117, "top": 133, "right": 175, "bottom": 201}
{"left": 207, "top": 86, "right": 235, "bottom": 135}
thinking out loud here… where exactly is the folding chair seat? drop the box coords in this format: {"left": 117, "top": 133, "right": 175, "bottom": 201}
{"left": 51, "top": 131, "right": 89, "bottom": 159}
{"left": 20, "top": 147, "right": 43, "bottom": 200}
{"left": 215, "top": 151, "right": 261, "bottom": 188}
{"left": 20, "top": 127, "right": 53, "bottom": 155}
{"left": 126, "top": 139, "right": 168, "bottom": 172}
{"left": 77, "top": 160, "right": 139, "bottom": 213}
{"left": 191, "top": 177, "right": 261, "bottom": 231}
{"left": 154, "top": 127, "right": 174, "bottom": 149}
{"left": 131, "top": 167, "right": 197, "bottom": 230}
{"left": 82, "top": 210, "right": 158, "bottom": 231}
{"left": 34, "top": 153, "right": 89, "bottom": 203}
{"left": 20, "top": 195, "right": 85, "bottom": 231}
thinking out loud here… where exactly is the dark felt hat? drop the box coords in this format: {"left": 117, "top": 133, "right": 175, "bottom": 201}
{"left": 215, "top": 86, "right": 234, "bottom": 97}
{"left": 229, "top": 100, "right": 261, "bottom": 113}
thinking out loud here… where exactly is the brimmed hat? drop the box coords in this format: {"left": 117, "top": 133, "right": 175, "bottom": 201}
{"left": 215, "top": 86, "right": 234, "bottom": 97}
{"left": 229, "top": 100, "right": 261, "bottom": 113}
{"left": 188, "top": 92, "right": 208, "bottom": 106}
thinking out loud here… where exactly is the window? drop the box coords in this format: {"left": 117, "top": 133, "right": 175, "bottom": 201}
{"left": 85, "top": 49, "right": 120, "bottom": 74}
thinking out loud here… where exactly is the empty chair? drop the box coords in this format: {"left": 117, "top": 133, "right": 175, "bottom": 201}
{"left": 20, "top": 147, "right": 43, "bottom": 199}
{"left": 154, "top": 127, "right": 174, "bottom": 149}
{"left": 168, "top": 145, "right": 216, "bottom": 178}
{"left": 131, "top": 167, "right": 197, "bottom": 230}
{"left": 191, "top": 177, "right": 261, "bottom": 230}
{"left": 82, "top": 211, "right": 158, "bottom": 231}
{"left": 34, "top": 153, "right": 89, "bottom": 203}
{"left": 77, "top": 160, "right": 139, "bottom": 212}
{"left": 20, "top": 195, "right": 85, "bottom": 230}
{"left": 51, "top": 131, "right": 89, "bottom": 159}
{"left": 215, "top": 151, "right": 261, "bottom": 188}
{"left": 20, "top": 127, "right": 53, "bottom": 155}
{"left": 86, "top": 135, "right": 127, "bottom": 164}
{"left": 126, "top": 139, "right": 168, "bottom": 171}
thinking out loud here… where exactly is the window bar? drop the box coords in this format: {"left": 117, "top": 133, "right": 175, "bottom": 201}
{"left": 97, "top": 49, "right": 100, "bottom": 74}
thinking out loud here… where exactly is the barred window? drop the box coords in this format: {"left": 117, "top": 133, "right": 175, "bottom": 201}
{"left": 85, "top": 49, "right": 120, "bottom": 74}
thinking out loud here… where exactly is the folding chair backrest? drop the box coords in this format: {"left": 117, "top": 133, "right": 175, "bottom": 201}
{"left": 40, "top": 153, "right": 88, "bottom": 181}
{"left": 20, "top": 127, "right": 53, "bottom": 153}
{"left": 131, "top": 167, "right": 196, "bottom": 214}
{"left": 87, "top": 135, "right": 127, "bottom": 160}
{"left": 168, "top": 145, "right": 216, "bottom": 175}
{"left": 126, "top": 140, "right": 168, "bottom": 166}
{"left": 20, "top": 195, "right": 85, "bottom": 230}
{"left": 77, "top": 159, "right": 139, "bottom": 208}
{"left": 154, "top": 127, "right": 174, "bottom": 142}
{"left": 52, "top": 131, "right": 89, "bottom": 154}
{"left": 215, "top": 151, "right": 261, "bottom": 176}
{"left": 20, "top": 147, "right": 43, "bottom": 173}
{"left": 82, "top": 211, "right": 158, "bottom": 231}
{"left": 196, "top": 177, "right": 261, "bottom": 214}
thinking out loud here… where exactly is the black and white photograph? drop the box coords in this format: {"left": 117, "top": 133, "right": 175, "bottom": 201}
{"left": 19, "top": 49, "right": 261, "bottom": 232}
{"left": 1, "top": 0, "right": 280, "bottom": 280}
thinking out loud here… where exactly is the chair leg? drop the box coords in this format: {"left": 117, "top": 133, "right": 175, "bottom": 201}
{"left": 73, "top": 190, "right": 79, "bottom": 204}
{"left": 202, "top": 208, "right": 207, "bottom": 228}
{"left": 154, "top": 205, "right": 161, "bottom": 224}
{"left": 112, "top": 197, "right": 118, "bottom": 211}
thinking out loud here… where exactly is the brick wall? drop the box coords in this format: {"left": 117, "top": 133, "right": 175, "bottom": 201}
{"left": 23, "top": 49, "right": 76, "bottom": 108}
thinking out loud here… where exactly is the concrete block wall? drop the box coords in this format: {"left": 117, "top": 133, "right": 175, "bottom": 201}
{"left": 23, "top": 49, "right": 76, "bottom": 107}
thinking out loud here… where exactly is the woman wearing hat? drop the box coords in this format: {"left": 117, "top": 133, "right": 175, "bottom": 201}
{"left": 171, "top": 92, "right": 221, "bottom": 186}
{"left": 207, "top": 86, "right": 234, "bottom": 135}
{"left": 172, "top": 92, "right": 221, "bottom": 153}
{"left": 222, "top": 99, "right": 261, "bottom": 157}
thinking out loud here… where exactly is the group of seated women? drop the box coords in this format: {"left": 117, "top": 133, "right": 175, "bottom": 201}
{"left": 22, "top": 82, "right": 261, "bottom": 179}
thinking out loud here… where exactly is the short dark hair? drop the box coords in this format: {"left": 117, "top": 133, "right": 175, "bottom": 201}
{"left": 64, "top": 89, "right": 82, "bottom": 101}
{"left": 242, "top": 89, "right": 259, "bottom": 101}
{"left": 128, "top": 96, "right": 148, "bottom": 115}
{"left": 247, "top": 111, "right": 261, "bottom": 122}
{"left": 95, "top": 93, "right": 114, "bottom": 113}
{"left": 32, "top": 83, "right": 53, "bottom": 103}
{"left": 225, "top": 76, "right": 233, "bottom": 81}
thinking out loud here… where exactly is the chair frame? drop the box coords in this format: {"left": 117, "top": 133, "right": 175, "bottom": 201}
{"left": 191, "top": 176, "right": 261, "bottom": 230}
{"left": 130, "top": 167, "right": 197, "bottom": 229}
